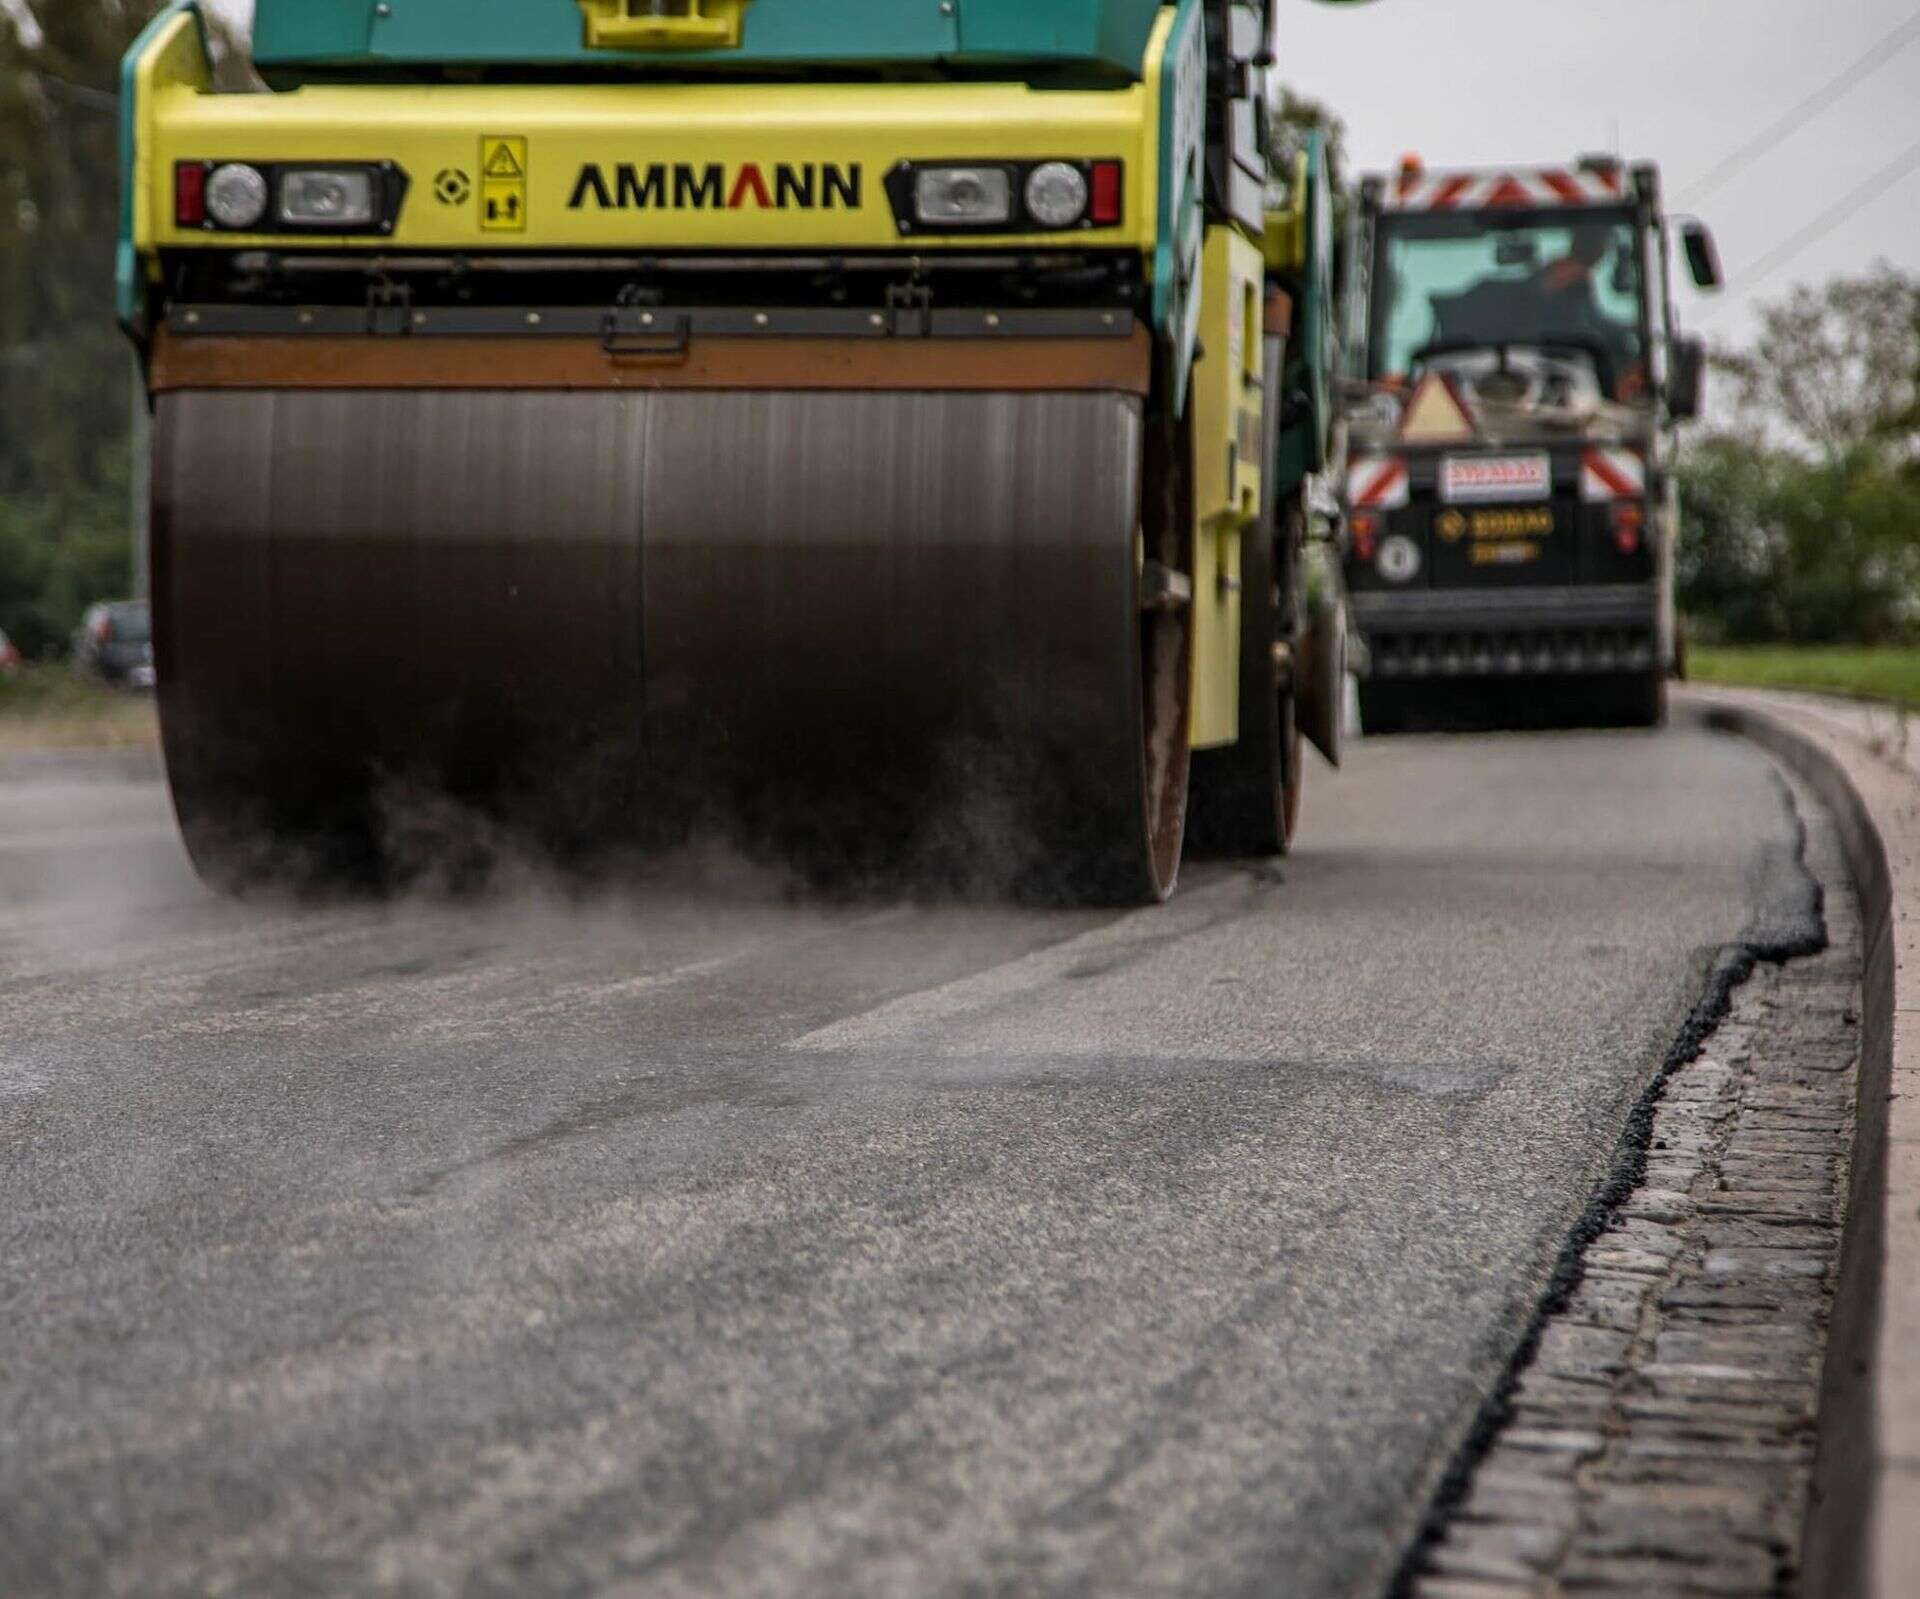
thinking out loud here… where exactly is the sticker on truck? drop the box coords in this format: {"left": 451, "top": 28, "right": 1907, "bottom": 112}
{"left": 1440, "top": 454, "right": 1552, "bottom": 504}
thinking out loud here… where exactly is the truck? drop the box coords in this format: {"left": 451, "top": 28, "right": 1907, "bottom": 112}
{"left": 1338, "top": 156, "right": 1721, "bottom": 730}
{"left": 118, "top": 0, "right": 1370, "bottom": 900}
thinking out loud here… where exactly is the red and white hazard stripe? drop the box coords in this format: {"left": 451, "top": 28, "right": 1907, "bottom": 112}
{"left": 1348, "top": 455, "right": 1409, "bottom": 511}
{"left": 1386, "top": 166, "right": 1628, "bottom": 213}
{"left": 1580, "top": 448, "right": 1646, "bottom": 503}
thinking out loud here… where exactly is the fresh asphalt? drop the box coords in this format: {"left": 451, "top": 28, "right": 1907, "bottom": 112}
{"left": 0, "top": 711, "right": 1811, "bottom": 1598}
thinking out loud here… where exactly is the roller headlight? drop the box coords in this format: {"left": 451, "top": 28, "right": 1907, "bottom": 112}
{"left": 914, "top": 167, "right": 1013, "bottom": 227}
{"left": 1024, "top": 162, "right": 1089, "bottom": 229}
{"left": 886, "top": 158, "right": 1121, "bottom": 235}
{"left": 204, "top": 163, "right": 269, "bottom": 231}
{"left": 278, "top": 168, "right": 377, "bottom": 228}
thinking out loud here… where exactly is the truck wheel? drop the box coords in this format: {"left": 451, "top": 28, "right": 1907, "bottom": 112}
{"left": 1625, "top": 670, "right": 1668, "bottom": 729}
{"left": 1582, "top": 671, "right": 1665, "bottom": 729}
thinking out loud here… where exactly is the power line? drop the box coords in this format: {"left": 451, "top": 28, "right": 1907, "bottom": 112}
{"left": 1700, "top": 135, "right": 1920, "bottom": 322}
{"left": 1678, "top": 9, "right": 1920, "bottom": 205}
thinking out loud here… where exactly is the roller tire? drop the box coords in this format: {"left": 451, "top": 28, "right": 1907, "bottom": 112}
{"left": 1186, "top": 503, "right": 1305, "bottom": 859}
{"left": 1185, "top": 320, "right": 1302, "bottom": 861}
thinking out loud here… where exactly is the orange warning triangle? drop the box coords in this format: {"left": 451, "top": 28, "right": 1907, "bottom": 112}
{"left": 1400, "top": 373, "right": 1476, "bottom": 443}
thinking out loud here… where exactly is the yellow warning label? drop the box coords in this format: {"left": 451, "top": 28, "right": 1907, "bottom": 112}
{"left": 479, "top": 136, "right": 528, "bottom": 232}
{"left": 483, "top": 140, "right": 525, "bottom": 180}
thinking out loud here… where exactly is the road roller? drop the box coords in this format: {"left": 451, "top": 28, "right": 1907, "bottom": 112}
{"left": 118, "top": 0, "right": 1362, "bottom": 900}
{"left": 1339, "top": 156, "right": 1722, "bottom": 732}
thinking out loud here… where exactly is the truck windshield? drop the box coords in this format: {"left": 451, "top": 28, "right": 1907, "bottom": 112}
{"left": 1371, "top": 210, "right": 1647, "bottom": 399}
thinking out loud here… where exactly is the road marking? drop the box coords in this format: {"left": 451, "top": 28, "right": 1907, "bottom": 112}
{"left": 788, "top": 872, "right": 1267, "bottom": 1054}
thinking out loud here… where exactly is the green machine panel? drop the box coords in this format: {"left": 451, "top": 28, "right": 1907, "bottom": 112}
{"left": 252, "top": 0, "right": 1167, "bottom": 78}
{"left": 955, "top": 0, "right": 1162, "bottom": 63}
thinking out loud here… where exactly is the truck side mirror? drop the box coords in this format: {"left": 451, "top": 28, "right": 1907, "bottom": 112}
{"left": 1668, "top": 335, "right": 1706, "bottom": 421}
{"left": 1681, "top": 222, "right": 1723, "bottom": 290}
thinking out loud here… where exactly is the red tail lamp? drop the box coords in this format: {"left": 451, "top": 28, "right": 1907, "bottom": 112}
{"left": 174, "top": 162, "right": 207, "bottom": 227}
{"left": 1351, "top": 512, "right": 1381, "bottom": 563}
{"left": 1611, "top": 501, "right": 1645, "bottom": 556}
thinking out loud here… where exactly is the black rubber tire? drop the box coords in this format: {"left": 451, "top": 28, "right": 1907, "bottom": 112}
{"left": 1185, "top": 325, "right": 1302, "bottom": 861}
{"left": 1186, "top": 502, "right": 1304, "bottom": 859}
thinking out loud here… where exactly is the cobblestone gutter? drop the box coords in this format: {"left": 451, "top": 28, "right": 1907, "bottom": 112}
{"left": 1405, "top": 776, "right": 1861, "bottom": 1598}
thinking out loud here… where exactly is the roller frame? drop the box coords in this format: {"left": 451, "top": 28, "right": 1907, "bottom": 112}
{"left": 122, "top": 0, "right": 1343, "bottom": 900}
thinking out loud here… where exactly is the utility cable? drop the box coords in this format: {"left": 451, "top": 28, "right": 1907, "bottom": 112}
{"left": 1678, "top": 9, "right": 1920, "bottom": 205}
{"left": 1698, "top": 134, "right": 1920, "bottom": 322}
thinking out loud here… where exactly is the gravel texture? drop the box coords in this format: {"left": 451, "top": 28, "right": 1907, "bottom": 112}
{"left": 0, "top": 716, "right": 1817, "bottom": 1597}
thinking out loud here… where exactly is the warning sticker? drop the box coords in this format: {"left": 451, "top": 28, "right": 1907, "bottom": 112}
{"left": 480, "top": 136, "right": 528, "bottom": 232}
{"left": 1466, "top": 507, "right": 1556, "bottom": 540}
{"left": 1440, "top": 454, "right": 1551, "bottom": 505}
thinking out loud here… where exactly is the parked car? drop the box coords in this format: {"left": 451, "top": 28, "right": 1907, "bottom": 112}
{"left": 72, "top": 600, "right": 155, "bottom": 689}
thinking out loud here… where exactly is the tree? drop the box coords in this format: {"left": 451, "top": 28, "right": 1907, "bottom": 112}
{"left": 1269, "top": 85, "right": 1349, "bottom": 197}
{"left": 1679, "top": 268, "right": 1920, "bottom": 645}
{"left": 0, "top": 2, "right": 249, "bottom": 653}
{"left": 0, "top": 0, "right": 161, "bottom": 496}
{"left": 1714, "top": 262, "right": 1920, "bottom": 468}
{"left": 1676, "top": 437, "right": 1782, "bottom": 642}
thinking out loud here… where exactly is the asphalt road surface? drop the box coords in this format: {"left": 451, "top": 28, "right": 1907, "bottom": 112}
{"left": 1, "top": 712, "right": 1814, "bottom": 1598}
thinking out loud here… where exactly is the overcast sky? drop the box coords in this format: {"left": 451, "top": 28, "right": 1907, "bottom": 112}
{"left": 1281, "top": 0, "right": 1920, "bottom": 346}
{"left": 205, "top": 0, "right": 1918, "bottom": 346}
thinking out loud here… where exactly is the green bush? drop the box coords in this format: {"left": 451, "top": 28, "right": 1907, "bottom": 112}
{"left": 0, "top": 457, "right": 135, "bottom": 658}
{"left": 1677, "top": 440, "right": 1920, "bottom": 646}
{"left": 3, "top": 4, "right": 169, "bottom": 660}
{"left": 1677, "top": 265, "right": 1920, "bottom": 646}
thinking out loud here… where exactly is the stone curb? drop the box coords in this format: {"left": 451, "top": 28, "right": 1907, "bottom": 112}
{"left": 1684, "top": 687, "right": 1920, "bottom": 1599}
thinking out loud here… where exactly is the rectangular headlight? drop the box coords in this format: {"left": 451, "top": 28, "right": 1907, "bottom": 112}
{"left": 278, "top": 168, "right": 378, "bottom": 228}
{"left": 913, "top": 167, "right": 1012, "bottom": 227}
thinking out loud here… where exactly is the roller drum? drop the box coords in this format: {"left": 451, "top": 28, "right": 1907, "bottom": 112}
{"left": 154, "top": 385, "right": 1188, "bottom": 899}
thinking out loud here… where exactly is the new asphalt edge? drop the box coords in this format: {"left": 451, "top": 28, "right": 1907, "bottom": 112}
{"left": 1385, "top": 728, "right": 1829, "bottom": 1599}
{"left": 1689, "top": 687, "right": 1918, "bottom": 1599}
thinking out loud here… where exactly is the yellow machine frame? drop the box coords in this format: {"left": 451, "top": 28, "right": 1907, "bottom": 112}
{"left": 130, "top": 13, "right": 1157, "bottom": 255}
{"left": 127, "top": 6, "right": 1271, "bottom": 755}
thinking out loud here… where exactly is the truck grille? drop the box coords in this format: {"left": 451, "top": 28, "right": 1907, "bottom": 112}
{"left": 1369, "top": 627, "right": 1656, "bottom": 680}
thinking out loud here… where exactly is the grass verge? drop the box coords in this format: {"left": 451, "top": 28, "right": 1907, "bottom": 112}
{"left": 0, "top": 666, "right": 158, "bottom": 754}
{"left": 1688, "top": 646, "right": 1920, "bottom": 710}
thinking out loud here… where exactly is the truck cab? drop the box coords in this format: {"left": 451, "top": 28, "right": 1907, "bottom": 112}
{"left": 1339, "top": 157, "right": 1720, "bottom": 729}
{"left": 119, "top": 0, "right": 1373, "bottom": 897}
